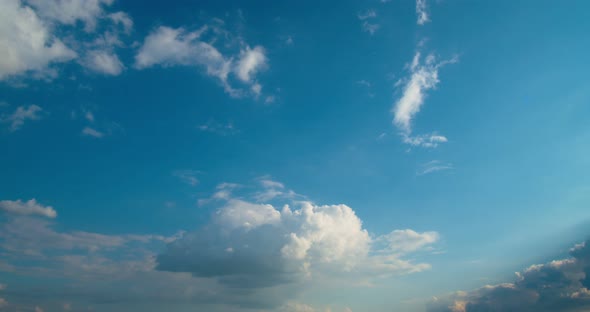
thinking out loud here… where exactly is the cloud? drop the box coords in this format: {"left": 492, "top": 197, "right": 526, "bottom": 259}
{"left": 81, "top": 126, "right": 104, "bottom": 138}
{"left": 403, "top": 133, "right": 448, "bottom": 148}
{"left": 198, "top": 120, "right": 238, "bottom": 136}
{"left": 173, "top": 170, "right": 200, "bottom": 186}
{"left": 82, "top": 50, "right": 124, "bottom": 75}
{"left": 416, "top": 0, "right": 430, "bottom": 25}
{"left": 235, "top": 46, "right": 267, "bottom": 83}
{"left": 0, "top": 0, "right": 77, "bottom": 80}
{"left": 25, "top": 0, "right": 114, "bottom": 32}
{"left": 428, "top": 240, "right": 590, "bottom": 312}
{"left": 392, "top": 52, "right": 457, "bottom": 147}
{"left": 157, "top": 180, "right": 440, "bottom": 298}
{"left": 0, "top": 199, "right": 56, "bottom": 218}
{"left": 358, "top": 9, "right": 379, "bottom": 35}
{"left": 0, "top": 0, "right": 133, "bottom": 81}
{"left": 3, "top": 104, "right": 43, "bottom": 131}
{"left": 417, "top": 160, "right": 453, "bottom": 175}
{"left": 135, "top": 25, "right": 268, "bottom": 99}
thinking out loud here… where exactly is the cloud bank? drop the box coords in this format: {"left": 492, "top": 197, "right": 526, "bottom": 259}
{"left": 428, "top": 240, "right": 590, "bottom": 312}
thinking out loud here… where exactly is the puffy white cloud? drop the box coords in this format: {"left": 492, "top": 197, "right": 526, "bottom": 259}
{"left": 135, "top": 25, "right": 268, "bottom": 98}
{"left": 235, "top": 46, "right": 267, "bottom": 83}
{"left": 0, "top": 0, "right": 77, "bottom": 80}
{"left": 108, "top": 11, "right": 133, "bottom": 34}
{"left": 428, "top": 241, "right": 590, "bottom": 312}
{"left": 0, "top": 199, "right": 56, "bottom": 218}
{"left": 3, "top": 105, "right": 43, "bottom": 131}
{"left": 157, "top": 181, "right": 439, "bottom": 293}
{"left": 392, "top": 52, "right": 456, "bottom": 147}
{"left": 416, "top": 0, "right": 430, "bottom": 25}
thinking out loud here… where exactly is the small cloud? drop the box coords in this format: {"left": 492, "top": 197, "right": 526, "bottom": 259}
{"left": 3, "top": 105, "right": 43, "bottom": 131}
{"left": 356, "top": 80, "right": 371, "bottom": 88}
{"left": 416, "top": 0, "right": 430, "bottom": 25}
{"left": 286, "top": 36, "right": 294, "bottom": 45}
{"left": 0, "top": 199, "right": 57, "bottom": 218}
{"left": 198, "top": 120, "right": 238, "bottom": 136}
{"left": 358, "top": 9, "right": 377, "bottom": 20}
{"left": 264, "top": 95, "right": 276, "bottom": 104}
{"left": 82, "top": 126, "right": 104, "bottom": 138}
{"left": 358, "top": 9, "right": 379, "bottom": 35}
{"left": 173, "top": 170, "right": 200, "bottom": 186}
{"left": 417, "top": 160, "right": 453, "bottom": 176}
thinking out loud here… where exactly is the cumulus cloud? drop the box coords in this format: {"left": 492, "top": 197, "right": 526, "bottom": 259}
{"left": 392, "top": 52, "right": 457, "bottom": 147}
{"left": 0, "top": 199, "right": 56, "bottom": 218}
{"left": 157, "top": 181, "right": 440, "bottom": 295}
{"left": 428, "top": 240, "right": 590, "bottom": 312}
{"left": 416, "top": 0, "right": 430, "bottom": 25}
{"left": 0, "top": 0, "right": 133, "bottom": 81}
{"left": 0, "top": 0, "right": 77, "bottom": 80}
{"left": 135, "top": 25, "right": 268, "bottom": 98}
{"left": 3, "top": 104, "right": 43, "bottom": 131}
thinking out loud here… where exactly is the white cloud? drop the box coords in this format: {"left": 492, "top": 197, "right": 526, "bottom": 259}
{"left": 0, "top": 199, "right": 57, "bottom": 218}
{"left": 358, "top": 9, "right": 379, "bottom": 35}
{"left": 82, "top": 126, "right": 104, "bottom": 138}
{"left": 358, "top": 9, "right": 377, "bottom": 20}
{"left": 158, "top": 180, "right": 440, "bottom": 293}
{"left": 0, "top": 0, "right": 77, "bottom": 80}
{"left": 392, "top": 52, "right": 457, "bottom": 147}
{"left": 417, "top": 160, "right": 453, "bottom": 175}
{"left": 135, "top": 24, "right": 270, "bottom": 98}
{"left": 82, "top": 49, "right": 123, "bottom": 75}
{"left": 173, "top": 170, "right": 200, "bottom": 186}
{"left": 198, "top": 120, "right": 238, "bottom": 136}
{"left": 416, "top": 0, "right": 430, "bottom": 25}
{"left": 0, "top": 298, "right": 6, "bottom": 308}
{"left": 403, "top": 133, "right": 448, "bottom": 148}
{"left": 3, "top": 104, "right": 43, "bottom": 131}
{"left": 25, "top": 0, "right": 114, "bottom": 32}
{"left": 235, "top": 46, "right": 267, "bottom": 83}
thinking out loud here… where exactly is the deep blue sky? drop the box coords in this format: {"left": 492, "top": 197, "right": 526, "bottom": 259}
{"left": 1, "top": 1, "right": 590, "bottom": 311}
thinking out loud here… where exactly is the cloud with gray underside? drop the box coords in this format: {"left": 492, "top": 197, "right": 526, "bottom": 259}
{"left": 428, "top": 240, "right": 590, "bottom": 312}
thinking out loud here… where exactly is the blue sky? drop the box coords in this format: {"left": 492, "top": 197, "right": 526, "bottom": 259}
{"left": 1, "top": 0, "right": 590, "bottom": 311}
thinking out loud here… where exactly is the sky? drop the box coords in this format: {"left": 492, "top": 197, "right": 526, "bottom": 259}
{"left": 1, "top": 0, "right": 590, "bottom": 311}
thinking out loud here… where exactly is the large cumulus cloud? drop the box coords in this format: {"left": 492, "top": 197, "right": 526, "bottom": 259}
{"left": 157, "top": 181, "right": 441, "bottom": 295}
{"left": 428, "top": 240, "right": 590, "bottom": 312}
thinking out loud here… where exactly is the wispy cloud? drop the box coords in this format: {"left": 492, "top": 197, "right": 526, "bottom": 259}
{"left": 173, "top": 170, "right": 201, "bottom": 186}
{"left": 3, "top": 105, "right": 43, "bottom": 131}
{"left": 198, "top": 120, "right": 238, "bottom": 136}
{"left": 81, "top": 126, "right": 104, "bottom": 138}
{"left": 358, "top": 9, "right": 379, "bottom": 35}
{"left": 417, "top": 160, "right": 453, "bottom": 176}
{"left": 416, "top": 0, "right": 430, "bottom": 25}
{"left": 392, "top": 52, "right": 457, "bottom": 147}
